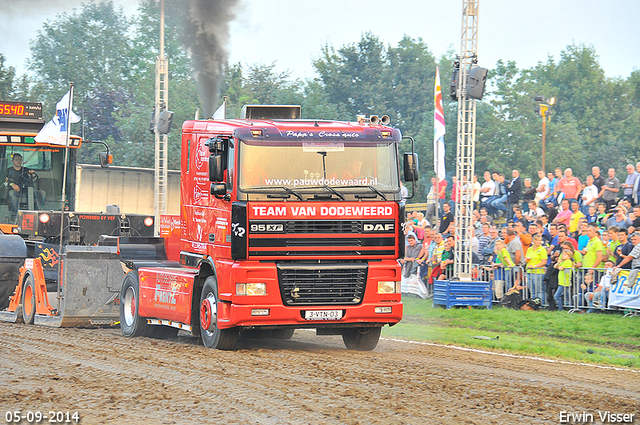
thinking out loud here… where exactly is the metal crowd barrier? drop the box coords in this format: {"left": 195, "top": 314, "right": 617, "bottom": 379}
{"left": 567, "top": 267, "right": 639, "bottom": 314}
{"left": 473, "top": 265, "right": 524, "bottom": 302}
{"left": 411, "top": 261, "right": 639, "bottom": 315}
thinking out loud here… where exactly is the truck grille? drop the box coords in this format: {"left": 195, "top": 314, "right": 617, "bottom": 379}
{"left": 277, "top": 263, "right": 367, "bottom": 306}
{"left": 285, "top": 220, "right": 360, "bottom": 233}
{"left": 248, "top": 219, "right": 396, "bottom": 259}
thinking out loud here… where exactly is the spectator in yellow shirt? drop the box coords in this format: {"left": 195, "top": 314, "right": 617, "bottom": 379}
{"left": 525, "top": 235, "right": 548, "bottom": 302}
{"left": 554, "top": 250, "right": 574, "bottom": 310}
{"left": 568, "top": 200, "right": 585, "bottom": 236}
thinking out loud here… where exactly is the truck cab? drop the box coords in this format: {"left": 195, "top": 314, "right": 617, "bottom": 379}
{"left": 121, "top": 105, "right": 413, "bottom": 351}
{"left": 0, "top": 137, "right": 79, "bottom": 223}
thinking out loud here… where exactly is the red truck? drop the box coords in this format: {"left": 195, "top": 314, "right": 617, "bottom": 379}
{"left": 120, "top": 105, "right": 418, "bottom": 350}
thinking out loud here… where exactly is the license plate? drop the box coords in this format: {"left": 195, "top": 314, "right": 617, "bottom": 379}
{"left": 304, "top": 310, "right": 343, "bottom": 321}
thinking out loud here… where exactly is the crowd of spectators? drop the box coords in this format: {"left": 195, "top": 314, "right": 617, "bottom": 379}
{"left": 402, "top": 163, "right": 640, "bottom": 311}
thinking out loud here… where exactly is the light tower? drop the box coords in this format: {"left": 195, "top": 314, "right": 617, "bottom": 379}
{"left": 154, "top": 0, "right": 169, "bottom": 234}
{"left": 453, "top": 0, "right": 481, "bottom": 281}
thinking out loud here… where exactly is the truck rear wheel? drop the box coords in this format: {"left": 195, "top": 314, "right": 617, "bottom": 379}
{"left": 199, "top": 276, "right": 237, "bottom": 350}
{"left": 21, "top": 275, "right": 36, "bottom": 325}
{"left": 342, "top": 327, "right": 382, "bottom": 351}
{"left": 119, "top": 272, "right": 147, "bottom": 337}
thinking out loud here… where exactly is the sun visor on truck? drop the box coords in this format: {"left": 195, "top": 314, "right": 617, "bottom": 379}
{"left": 234, "top": 126, "right": 402, "bottom": 145}
{"left": 241, "top": 105, "right": 301, "bottom": 120}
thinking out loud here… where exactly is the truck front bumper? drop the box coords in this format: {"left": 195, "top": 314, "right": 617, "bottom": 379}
{"left": 217, "top": 300, "right": 402, "bottom": 329}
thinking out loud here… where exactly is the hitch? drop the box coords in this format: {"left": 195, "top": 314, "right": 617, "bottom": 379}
{"left": 118, "top": 215, "right": 131, "bottom": 237}
{"left": 69, "top": 215, "right": 81, "bottom": 244}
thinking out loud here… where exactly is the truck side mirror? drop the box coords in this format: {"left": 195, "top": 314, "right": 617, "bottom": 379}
{"left": 209, "top": 154, "right": 224, "bottom": 182}
{"left": 99, "top": 152, "right": 112, "bottom": 168}
{"left": 210, "top": 183, "right": 226, "bottom": 196}
{"left": 403, "top": 153, "right": 419, "bottom": 182}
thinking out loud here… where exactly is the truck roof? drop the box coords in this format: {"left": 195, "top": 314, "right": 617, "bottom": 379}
{"left": 182, "top": 118, "right": 402, "bottom": 143}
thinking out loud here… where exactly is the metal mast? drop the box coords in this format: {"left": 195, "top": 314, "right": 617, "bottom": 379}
{"left": 453, "top": 0, "right": 479, "bottom": 280}
{"left": 154, "top": 0, "right": 169, "bottom": 234}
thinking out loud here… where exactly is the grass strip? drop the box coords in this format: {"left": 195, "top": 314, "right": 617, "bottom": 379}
{"left": 381, "top": 296, "right": 640, "bottom": 369}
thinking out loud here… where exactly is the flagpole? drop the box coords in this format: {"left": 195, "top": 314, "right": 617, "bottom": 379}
{"left": 434, "top": 66, "right": 439, "bottom": 231}
{"left": 435, "top": 150, "right": 439, "bottom": 231}
{"left": 434, "top": 66, "right": 446, "bottom": 233}
{"left": 58, "top": 82, "right": 74, "bottom": 305}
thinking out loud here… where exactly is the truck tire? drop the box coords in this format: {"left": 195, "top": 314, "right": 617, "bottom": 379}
{"left": 199, "top": 276, "right": 237, "bottom": 350}
{"left": 119, "top": 272, "right": 147, "bottom": 337}
{"left": 21, "top": 275, "right": 36, "bottom": 325}
{"left": 342, "top": 327, "right": 382, "bottom": 351}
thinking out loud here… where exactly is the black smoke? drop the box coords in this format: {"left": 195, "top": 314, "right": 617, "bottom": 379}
{"left": 181, "top": 0, "right": 240, "bottom": 118}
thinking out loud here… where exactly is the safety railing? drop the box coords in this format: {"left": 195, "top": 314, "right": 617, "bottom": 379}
{"left": 405, "top": 261, "right": 640, "bottom": 314}
{"left": 474, "top": 265, "right": 524, "bottom": 302}
{"left": 567, "top": 267, "right": 640, "bottom": 314}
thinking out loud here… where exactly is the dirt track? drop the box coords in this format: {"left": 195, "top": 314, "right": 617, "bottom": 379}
{"left": 0, "top": 322, "right": 638, "bottom": 425}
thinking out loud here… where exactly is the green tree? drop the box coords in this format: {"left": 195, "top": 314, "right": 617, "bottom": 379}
{"left": 312, "top": 34, "right": 443, "bottom": 201}
{"left": 109, "top": 0, "right": 200, "bottom": 169}
{"left": 29, "top": 1, "right": 135, "bottom": 105}
{"left": 504, "top": 43, "right": 640, "bottom": 178}
{"left": 28, "top": 1, "right": 137, "bottom": 164}
{"left": 219, "top": 62, "right": 308, "bottom": 119}
{"left": 313, "top": 32, "right": 388, "bottom": 118}
{"left": 0, "top": 53, "right": 16, "bottom": 99}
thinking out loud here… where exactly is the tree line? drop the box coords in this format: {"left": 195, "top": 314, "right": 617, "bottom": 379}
{"left": 0, "top": 0, "right": 638, "bottom": 203}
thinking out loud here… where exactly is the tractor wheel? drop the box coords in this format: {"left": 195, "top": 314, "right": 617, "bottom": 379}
{"left": 342, "top": 327, "right": 382, "bottom": 351}
{"left": 199, "top": 276, "right": 237, "bottom": 350}
{"left": 21, "top": 275, "right": 36, "bottom": 325}
{"left": 119, "top": 272, "right": 147, "bottom": 337}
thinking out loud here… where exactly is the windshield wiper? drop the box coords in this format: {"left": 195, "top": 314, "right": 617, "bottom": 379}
{"left": 359, "top": 185, "right": 387, "bottom": 201}
{"left": 336, "top": 185, "right": 388, "bottom": 201}
{"left": 298, "top": 185, "right": 346, "bottom": 201}
{"left": 322, "top": 185, "right": 345, "bottom": 200}
{"left": 243, "top": 186, "right": 303, "bottom": 201}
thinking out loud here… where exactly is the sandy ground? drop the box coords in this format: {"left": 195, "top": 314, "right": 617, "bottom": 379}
{"left": 0, "top": 322, "right": 638, "bottom": 425}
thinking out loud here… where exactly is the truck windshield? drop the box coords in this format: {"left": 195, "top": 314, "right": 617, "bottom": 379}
{"left": 238, "top": 140, "right": 399, "bottom": 197}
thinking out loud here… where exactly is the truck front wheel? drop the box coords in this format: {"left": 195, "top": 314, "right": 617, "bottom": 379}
{"left": 199, "top": 276, "right": 237, "bottom": 350}
{"left": 119, "top": 272, "right": 147, "bottom": 337}
{"left": 342, "top": 327, "right": 382, "bottom": 351}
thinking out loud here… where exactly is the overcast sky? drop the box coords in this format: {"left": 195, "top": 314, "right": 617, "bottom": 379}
{"left": 1, "top": 0, "right": 639, "bottom": 81}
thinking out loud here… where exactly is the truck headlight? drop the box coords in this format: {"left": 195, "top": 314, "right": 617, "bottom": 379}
{"left": 378, "top": 281, "right": 399, "bottom": 294}
{"left": 236, "top": 282, "right": 267, "bottom": 296}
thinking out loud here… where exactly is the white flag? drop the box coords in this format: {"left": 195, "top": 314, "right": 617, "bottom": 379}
{"left": 35, "top": 90, "right": 80, "bottom": 145}
{"left": 56, "top": 91, "right": 81, "bottom": 124}
{"left": 212, "top": 98, "right": 226, "bottom": 120}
